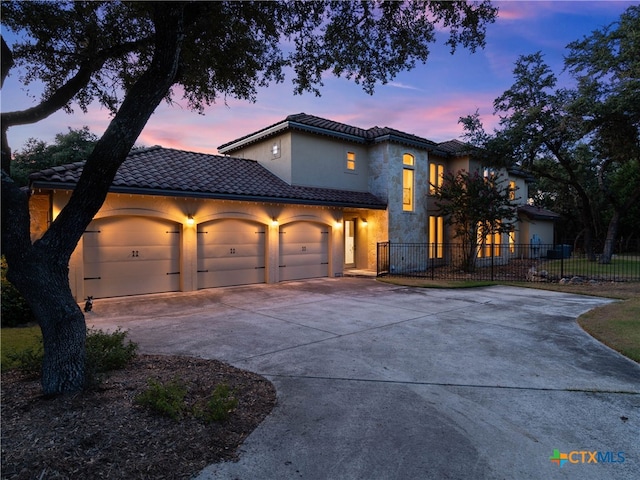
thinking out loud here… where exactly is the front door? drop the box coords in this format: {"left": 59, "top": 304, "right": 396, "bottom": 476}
{"left": 344, "top": 219, "right": 356, "bottom": 267}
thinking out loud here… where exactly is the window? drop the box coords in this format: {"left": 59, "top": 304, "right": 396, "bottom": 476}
{"left": 429, "top": 216, "right": 444, "bottom": 258}
{"left": 346, "top": 151, "right": 356, "bottom": 171}
{"left": 478, "top": 223, "right": 501, "bottom": 258}
{"left": 509, "top": 181, "right": 516, "bottom": 200}
{"left": 403, "top": 154, "right": 415, "bottom": 212}
{"left": 429, "top": 163, "right": 444, "bottom": 194}
{"left": 271, "top": 140, "right": 281, "bottom": 159}
{"left": 509, "top": 230, "right": 516, "bottom": 254}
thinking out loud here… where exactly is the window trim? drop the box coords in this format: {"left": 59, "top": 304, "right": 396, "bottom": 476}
{"left": 429, "top": 162, "right": 444, "bottom": 194}
{"left": 402, "top": 153, "right": 415, "bottom": 212}
{"left": 345, "top": 151, "right": 356, "bottom": 172}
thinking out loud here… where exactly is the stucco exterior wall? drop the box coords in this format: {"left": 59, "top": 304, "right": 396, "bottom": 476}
{"left": 230, "top": 132, "right": 294, "bottom": 184}
{"left": 290, "top": 133, "right": 369, "bottom": 191}
{"left": 29, "top": 193, "right": 50, "bottom": 242}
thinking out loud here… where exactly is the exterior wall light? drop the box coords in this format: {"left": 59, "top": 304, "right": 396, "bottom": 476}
{"left": 271, "top": 217, "right": 279, "bottom": 226}
{"left": 334, "top": 221, "right": 342, "bottom": 228}
{"left": 186, "top": 214, "right": 195, "bottom": 226}
{"left": 361, "top": 218, "right": 368, "bottom": 226}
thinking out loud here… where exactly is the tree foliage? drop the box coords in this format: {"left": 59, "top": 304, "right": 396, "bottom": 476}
{"left": 461, "top": 5, "right": 640, "bottom": 260}
{"left": 0, "top": 0, "right": 498, "bottom": 395}
{"left": 432, "top": 169, "right": 517, "bottom": 272}
{"left": 11, "top": 127, "right": 98, "bottom": 186}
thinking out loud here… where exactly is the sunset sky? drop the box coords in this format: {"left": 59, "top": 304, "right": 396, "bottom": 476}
{"left": 2, "top": 1, "right": 636, "bottom": 155}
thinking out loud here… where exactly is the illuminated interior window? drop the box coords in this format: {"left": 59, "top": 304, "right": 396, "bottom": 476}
{"left": 429, "top": 163, "right": 444, "bottom": 194}
{"left": 403, "top": 153, "right": 414, "bottom": 166}
{"left": 346, "top": 151, "right": 356, "bottom": 170}
{"left": 403, "top": 168, "right": 414, "bottom": 211}
{"left": 429, "top": 216, "right": 444, "bottom": 258}
{"left": 478, "top": 222, "right": 501, "bottom": 257}
{"left": 509, "top": 180, "right": 516, "bottom": 200}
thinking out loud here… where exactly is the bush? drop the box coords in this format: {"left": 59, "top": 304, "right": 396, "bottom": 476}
{"left": 5, "top": 339, "right": 44, "bottom": 377}
{"left": 5, "top": 327, "right": 138, "bottom": 386}
{"left": 196, "top": 383, "right": 238, "bottom": 423}
{"left": 135, "top": 379, "right": 239, "bottom": 423}
{"left": 135, "top": 378, "right": 188, "bottom": 420}
{"left": 86, "top": 327, "right": 138, "bottom": 373}
{"left": 1, "top": 256, "right": 36, "bottom": 327}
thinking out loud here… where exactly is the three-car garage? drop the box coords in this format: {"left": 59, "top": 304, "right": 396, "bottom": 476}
{"left": 81, "top": 215, "right": 333, "bottom": 299}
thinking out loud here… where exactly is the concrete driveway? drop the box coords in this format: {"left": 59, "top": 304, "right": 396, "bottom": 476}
{"left": 88, "top": 278, "right": 640, "bottom": 480}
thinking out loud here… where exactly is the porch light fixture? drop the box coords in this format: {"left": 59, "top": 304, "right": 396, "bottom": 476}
{"left": 361, "top": 218, "right": 368, "bottom": 226}
{"left": 334, "top": 220, "right": 342, "bottom": 228}
{"left": 186, "top": 214, "right": 195, "bottom": 226}
{"left": 271, "top": 217, "right": 279, "bottom": 226}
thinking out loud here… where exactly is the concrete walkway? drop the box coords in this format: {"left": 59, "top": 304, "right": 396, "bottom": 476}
{"left": 87, "top": 278, "right": 640, "bottom": 480}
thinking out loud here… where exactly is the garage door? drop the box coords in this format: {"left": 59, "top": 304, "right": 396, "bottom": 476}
{"left": 83, "top": 216, "right": 181, "bottom": 298}
{"left": 279, "top": 222, "right": 329, "bottom": 281}
{"left": 197, "top": 219, "right": 266, "bottom": 288}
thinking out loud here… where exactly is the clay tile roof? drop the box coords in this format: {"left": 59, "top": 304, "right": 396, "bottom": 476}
{"left": 437, "top": 139, "right": 475, "bottom": 155}
{"left": 29, "top": 146, "right": 386, "bottom": 210}
{"left": 218, "top": 112, "right": 441, "bottom": 153}
{"left": 517, "top": 204, "right": 561, "bottom": 221}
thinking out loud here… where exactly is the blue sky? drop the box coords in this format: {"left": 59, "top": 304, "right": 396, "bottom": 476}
{"left": 2, "top": 1, "right": 637, "bottom": 155}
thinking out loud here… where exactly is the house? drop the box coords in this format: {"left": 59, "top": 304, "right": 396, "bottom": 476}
{"left": 29, "top": 113, "right": 557, "bottom": 299}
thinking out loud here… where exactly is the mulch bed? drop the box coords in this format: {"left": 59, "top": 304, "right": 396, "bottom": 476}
{"left": 1, "top": 355, "right": 277, "bottom": 479}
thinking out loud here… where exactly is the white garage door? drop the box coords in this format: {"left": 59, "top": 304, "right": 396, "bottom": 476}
{"left": 83, "top": 216, "right": 181, "bottom": 298}
{"left": 279, "top": 222, "right": 329, "bottom": 281}
{"left": 197, "top": 219, "right": 266, "bottom": 288}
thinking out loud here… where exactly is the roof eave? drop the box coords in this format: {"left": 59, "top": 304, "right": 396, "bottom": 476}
{"left": 30, "top": 182, "right": 387, "bottom": 210}
{"left": 218, "top": 120, "right": 368, "bottom": 154}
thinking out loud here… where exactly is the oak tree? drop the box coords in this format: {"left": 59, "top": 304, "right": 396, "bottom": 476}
{"left": 431, "top": 169, "right": 516, "bottom": 272}
{"left": 1, "top": 1, "right": 498, "bottom": 395}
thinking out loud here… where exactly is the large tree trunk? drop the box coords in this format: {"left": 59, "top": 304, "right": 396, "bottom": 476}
{"left": 600, "top": 211, "right": 620, "bottom": 264}
{"left": 1, "top": 3, "right": 185, "bottom": 396}
{"left": 11, "top": 254, "right": 87, "bottom": 393}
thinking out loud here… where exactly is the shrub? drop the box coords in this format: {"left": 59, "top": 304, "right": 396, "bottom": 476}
{"left": 5, "top": 327, "right": 138, "bottom": 385}
{"left": 5, "top": 339, "right": 44, "bottom": 377}
{"left": 85, "top": 327, "right": 138, "bottom": 387}
{"left": 86, "top": 327, "right": 138, "bottom": 373}
{"left": 196, "top": 383, "right": 239, "bottom": 423}
{"left": 135, "top": 378, "right": 188, "bottom": 420}
{"left": 1, "top": 256, "right": 36, "bottom": 327}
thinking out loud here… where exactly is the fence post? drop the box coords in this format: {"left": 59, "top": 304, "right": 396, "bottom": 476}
{"left": 491, "top": 243, "right": 495, "bottom": 281}
{"left": 431, "top": 243, "right": 435, "bottom": 280}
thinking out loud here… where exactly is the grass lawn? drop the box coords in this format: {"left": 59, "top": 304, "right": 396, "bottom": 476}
{"left": 1, "top": 325, "right": 41, "bottom": 371}
{"left": 544, "top": 255, "right": 640, "bottom": 281}
{"left": 577, "top": 296, "right": 640, "bottom": 363}
{"left": 379, "top": 277, "right": 640, "bottom": 363}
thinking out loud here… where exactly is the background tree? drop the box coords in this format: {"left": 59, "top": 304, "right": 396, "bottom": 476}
{"left": 564, "top": 5, "right": 640, "bottom": 262}
{"left": 431, "top": 169, "right": 517, "bottom": 272}
{"left": 0, "top": 1, "right": 498, "bottom": 395}
{"left": 11, "top": 127, "right": 98, "bottom": 186}
{"left": 461, "top": 6, "right": 640, "bottom": 262}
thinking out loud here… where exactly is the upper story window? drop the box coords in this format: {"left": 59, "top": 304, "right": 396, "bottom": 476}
{"left": 346, "top": 151, "right": 356, "bottom": 171}
{"left": 509, "top": 180, "right": 516, "bottom": 201}
{"left": 429, "top": 162, "right": 444, "bottom": 194}
{"left": 271, "top": 139, "right": 281, "bottom": 159}
{"left": 403, "top": 153, "right": 415, "bottom": 212}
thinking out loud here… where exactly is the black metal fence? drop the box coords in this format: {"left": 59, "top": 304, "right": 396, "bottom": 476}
{"left": 377, "top": 242, "right": 640, "bottom": 283}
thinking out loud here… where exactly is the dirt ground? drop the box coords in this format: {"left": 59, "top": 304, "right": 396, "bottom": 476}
{"left": 1, "top": 355, "right": 276, "bottom": 480}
